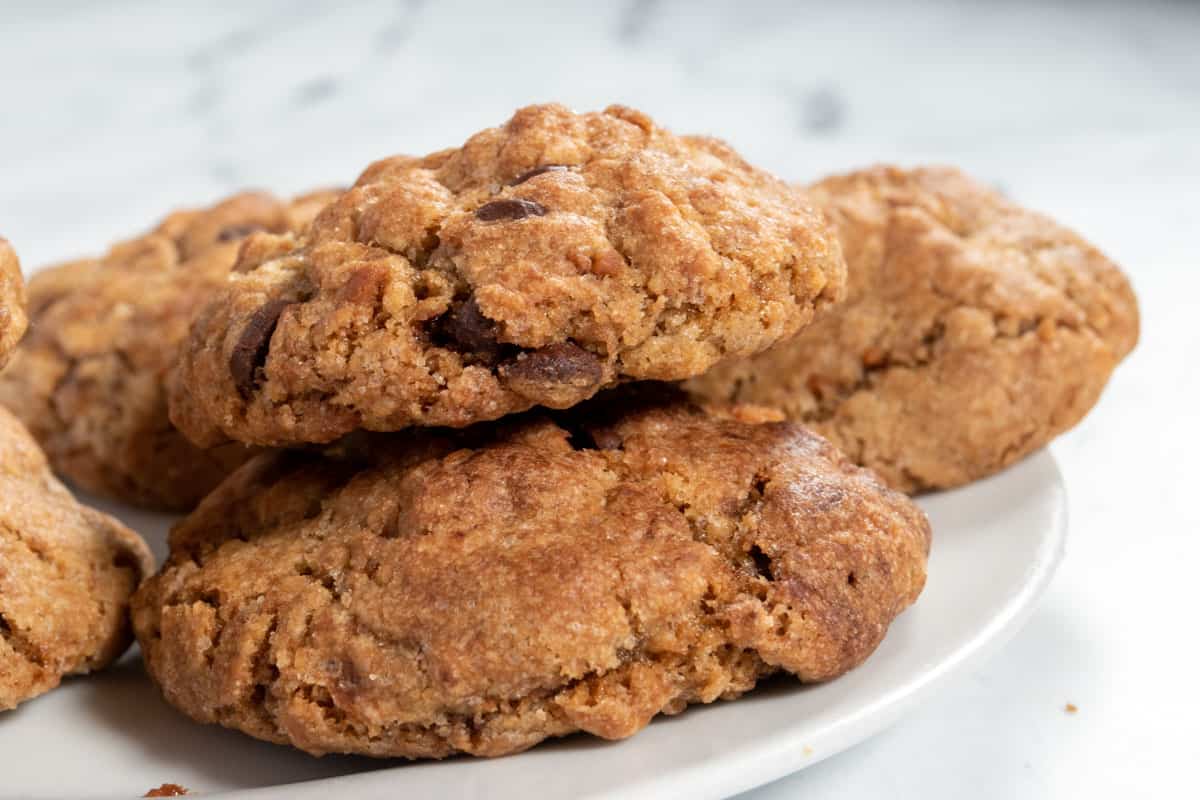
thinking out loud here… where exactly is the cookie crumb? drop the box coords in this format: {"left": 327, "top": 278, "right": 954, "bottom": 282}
{"left": 144, "top": 784, "right": 189, "bottom": 797}
{"left": 1064, "top": 702, "right": 1078, "bottom": 714}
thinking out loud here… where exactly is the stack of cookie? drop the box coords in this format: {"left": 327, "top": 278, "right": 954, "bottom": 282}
{"left": 0, "top": 104, "right": 1136, "bottom": 759}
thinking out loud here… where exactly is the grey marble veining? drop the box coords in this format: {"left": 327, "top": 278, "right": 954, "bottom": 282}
{"left": 4, "top": 0, "right": 1197, "bottom": 268}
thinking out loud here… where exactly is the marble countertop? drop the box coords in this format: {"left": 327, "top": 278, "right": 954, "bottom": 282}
{"left": 2, "top": 1, "right": 1196, "bottom": 797}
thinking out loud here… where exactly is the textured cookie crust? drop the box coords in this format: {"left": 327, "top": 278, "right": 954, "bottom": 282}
{"left": 0, "top": 238, "right": 28, "bottom": 369}
{"left": 0, "top": 406, "right": 153, "bottom": 710}
{"left": 168, "top": 104, "right": 845, "bottom": 447}
{"left": 686, "top": 166, "right": 1140, "bottom": 492}
{"left": 0, "top": 191, "right": 338, "bottom": 510}
{"left": 134, "top": 389, "right": 929, "bottom": 758}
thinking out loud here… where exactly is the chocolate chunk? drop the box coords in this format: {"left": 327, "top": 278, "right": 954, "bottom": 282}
{"left": 502, "top": 342, "right": 603, "bottom": 390}
{"left": 230, "top": 299, "right": 292, "bottom": 398}
{"left": 509, "top": 164, "right": 569, "bottom": 186}
{"left": 434, "top": 298, "right": 502, "bottom": 360}
{"left": 475, "top": 199, "right": 547, "bottom": 222}
{"left": 216, "top": 223, "right": 267, "bottom": 242}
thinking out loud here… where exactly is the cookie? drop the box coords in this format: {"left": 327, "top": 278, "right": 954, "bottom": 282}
{"left": 133, "top": 387, "right": 929, "bottom": 758}
{"left": 167, "top": 103, "right": 845, "bottom": 448}
{"left": 0, "top": 190, "right": 339, "bottom": 511}
{"left": 0, "top": 238, "right": 28, "bottom": 369}
{"left": 0, "top": 406, "right": 154, "bottom": 710}
{"left": 685, "top": 166, "right": 1139, "bottom": 492}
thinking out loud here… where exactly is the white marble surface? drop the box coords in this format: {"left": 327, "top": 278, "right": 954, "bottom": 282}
{"left": 1, "top": 0, "right": 1196, "bottom": 797}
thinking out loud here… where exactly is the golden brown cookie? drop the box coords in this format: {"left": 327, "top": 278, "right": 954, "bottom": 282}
{"left": 0, "top": 406, "right": 154, "bottom": 711}
{"left": 0, "top": 238, "right": 28, "bottom": 369}
{"left": 685, "top": 166, "right": 1139, "bottom": 492}
{"left": 167, "top": 104, "right": 845, "bottom": 448}
{"left": 133, "top": 387, "right": 929, "bottom": 758}
{"left": 0, "top": 190, "right": 339, "bottom": 511}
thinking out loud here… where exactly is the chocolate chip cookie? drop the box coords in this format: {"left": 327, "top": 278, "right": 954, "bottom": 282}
{"left": 167, "top": 104, "right": 846, "bottom": 447}
{"left": 0, "top": 190, "right": 339, "bottom": 510}
{"left": 133, "top": 388, "right": 929, "bottom": 758}
{"left": 0, "top": 238, "right": 27, "bottom": 369}
{"left": 685, "top": 166, "right": 1139, "bottom": 492}
{"left": 0, "top": 405, "right": 154, "bottom": 710}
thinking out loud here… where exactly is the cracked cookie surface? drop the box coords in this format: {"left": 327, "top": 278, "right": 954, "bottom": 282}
{"left": 0, "top": 191, "right": 338, "bottom": 510}
{"left": 0, "top": 238, "right": 27, "bottom": 369}
{"left": 0, "top": 406, "right": 153, "bottom": 710}
{"left": 133, "top": 388, "right": 929, "bottom": 758}
{"left": 167, "top": 103, "right": 845, "bottom": 447}
{"left": 685, "top": 166, "right": 1140, "bottom": 492}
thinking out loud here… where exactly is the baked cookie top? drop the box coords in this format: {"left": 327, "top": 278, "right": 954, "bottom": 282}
{"left": 133, "top": 388, "right": 929, "bottom": 758}
{"left": 0, "top": 406, "right": 153, "bottom": 711}
{"left": 0, "top": 238, "right": 28, "bottom": 369}
{"left": 167, "top": 104, "right": 845, "bottom": 447}
{"left": 0, "top": 190, "right": 338, "bottom": 511}
{"left": 686, "top": 166, "right": 1139, "bottom": 492}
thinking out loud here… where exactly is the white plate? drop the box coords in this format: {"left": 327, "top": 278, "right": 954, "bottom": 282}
{"left": 0, "top": 451, "right": 1066, "bottom": 800}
